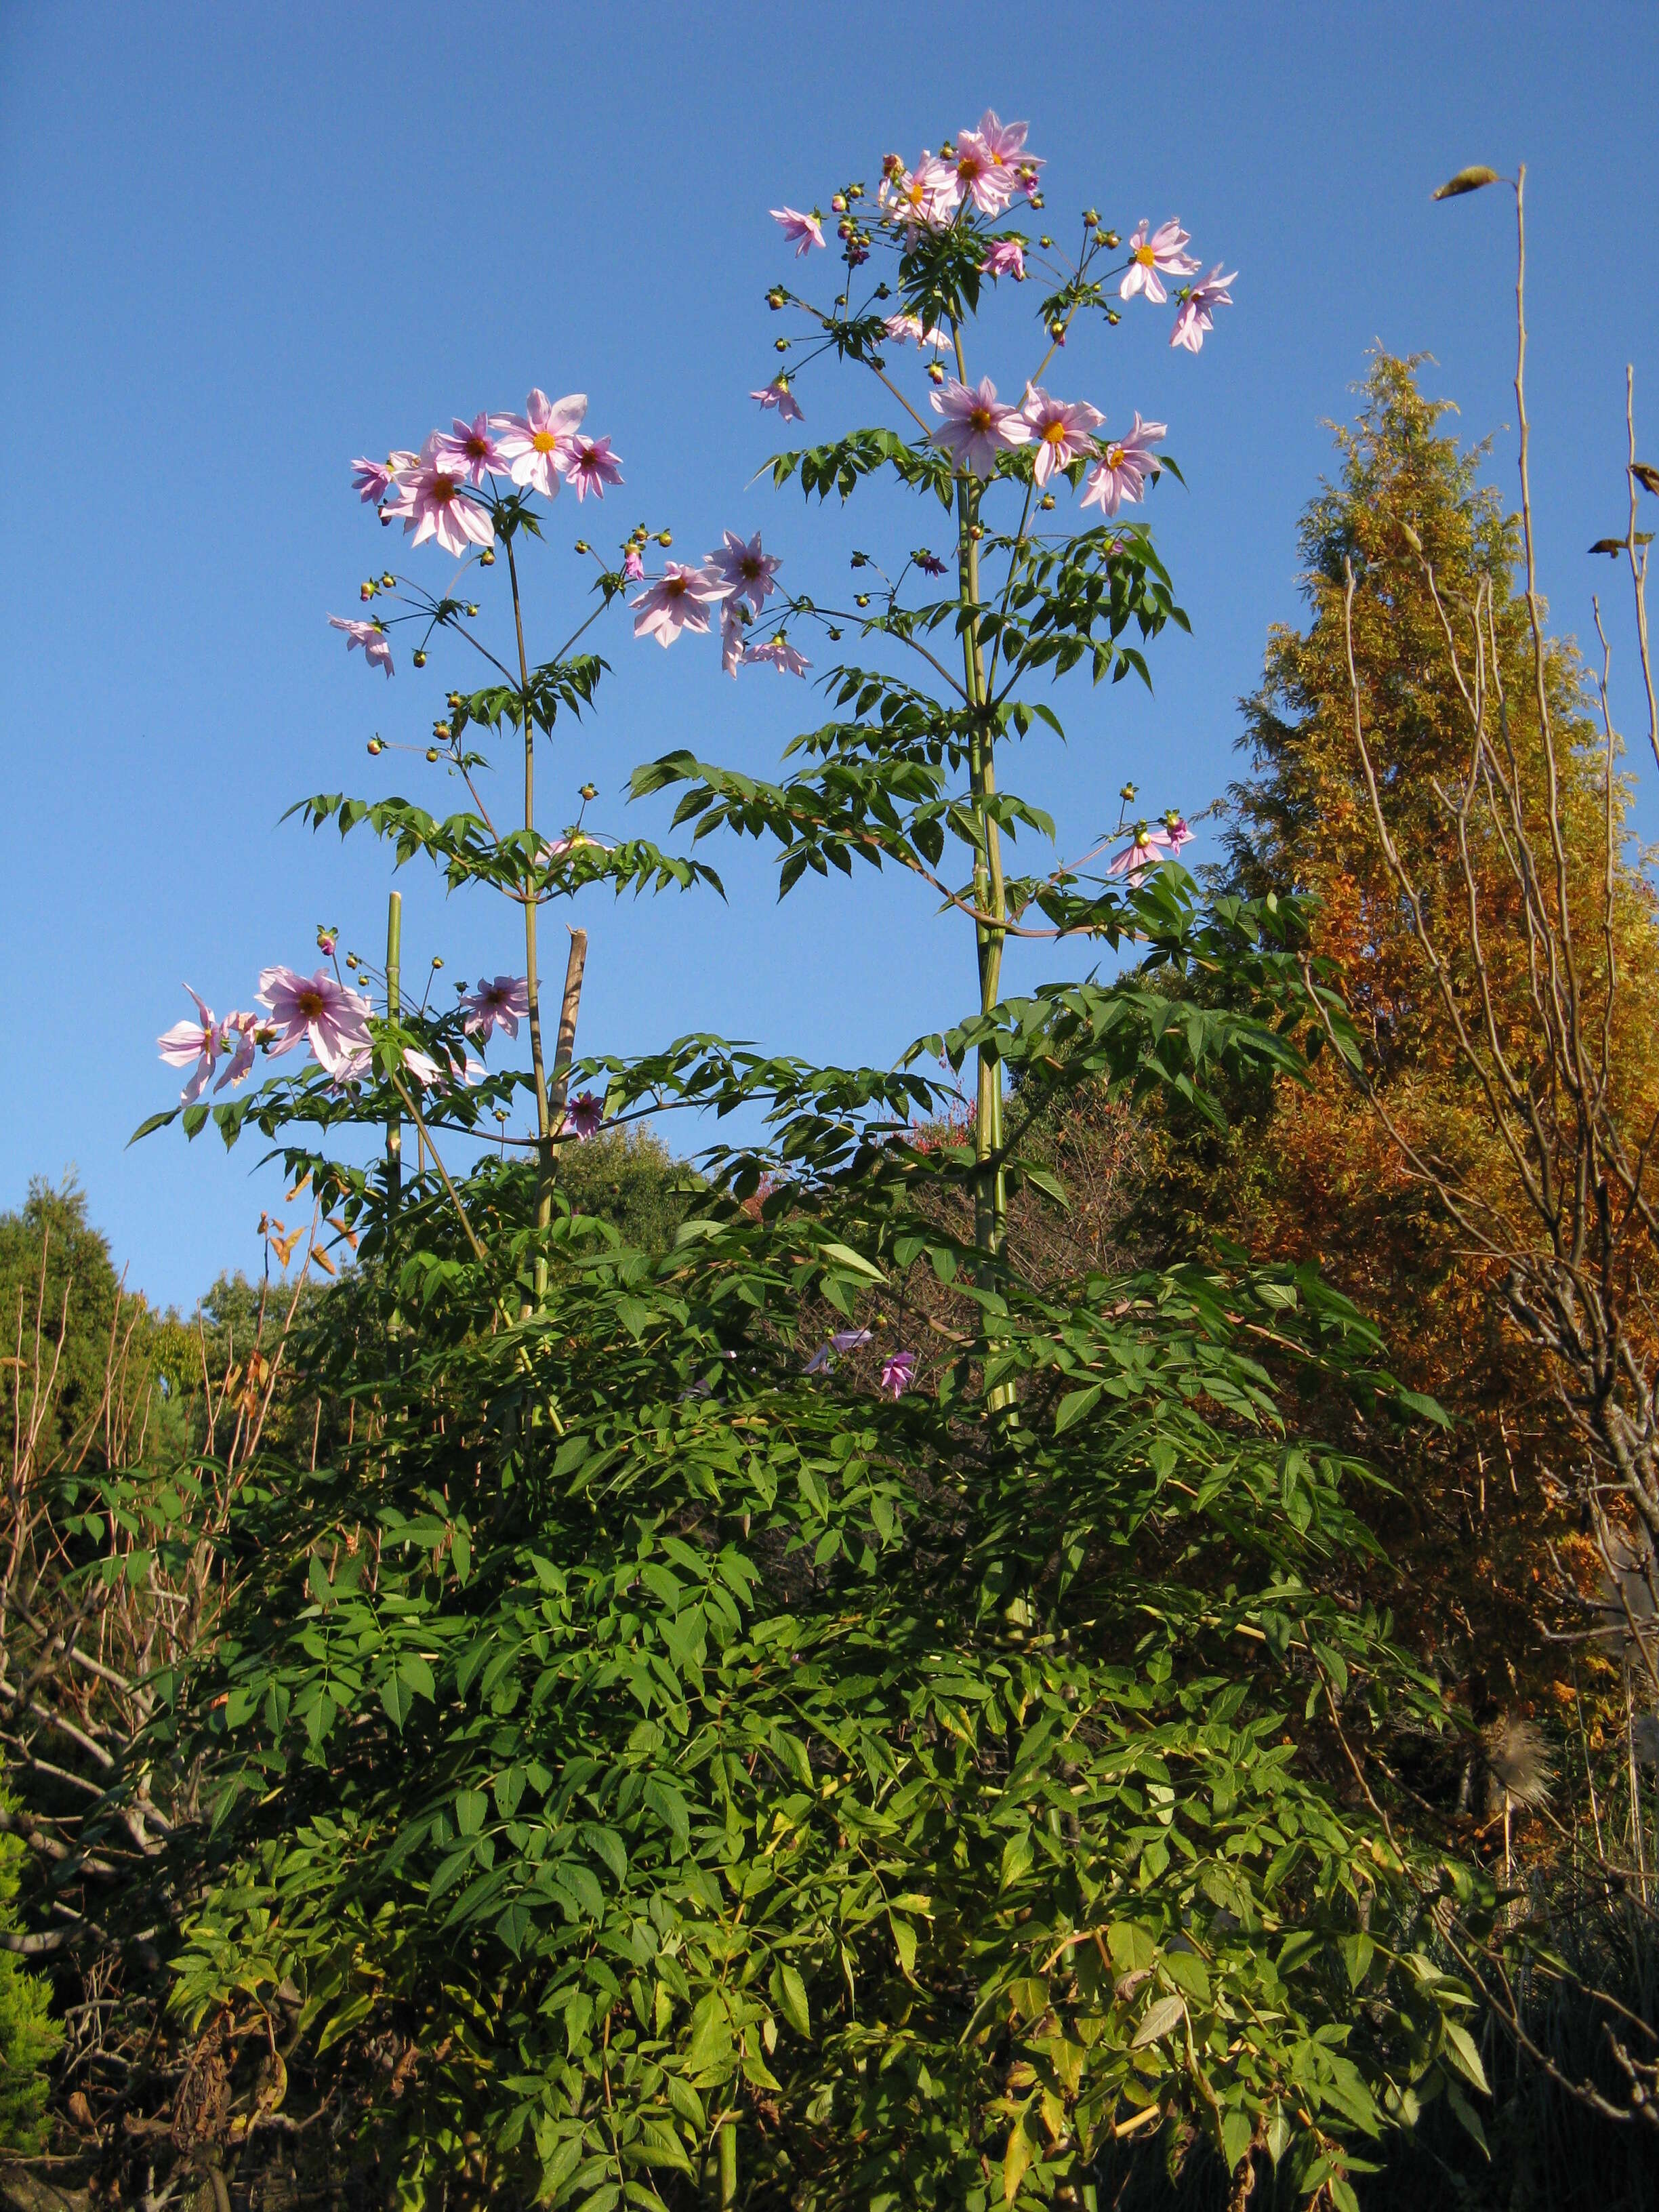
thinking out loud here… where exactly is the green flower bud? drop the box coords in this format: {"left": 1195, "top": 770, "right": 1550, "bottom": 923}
{"left": 412, "top": 649, "right": 428, "bottom": 667}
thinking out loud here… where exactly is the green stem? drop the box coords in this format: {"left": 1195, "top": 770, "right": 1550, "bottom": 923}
{"left": 717, "top": 2119, "right": 737, "bottom": 2211}
{"left": 956, "top": 477, "right": 1008, "bottom": 1279}
{"left": 384, "top": 891, "right": 402, "bottom": 1209}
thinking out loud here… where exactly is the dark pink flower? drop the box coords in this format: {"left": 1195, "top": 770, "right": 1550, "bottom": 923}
{"left": 1021, "top": 387, "right": 1105, "bottom": 487}
{"left": 157, "top": 985, "right": 219, "bottom": 1103}
{"left": 435, "top": 412, "right": 510, "bottom": 485}
{"left": 880, "top": 1349, "right": 916, "bottom": 1398}
{"left": 804, "top": 1327, "right": 872, "bottom": 1374}
{"left": 493, "top": 389, "right": 587, "bottom": 499}
{"left": 257, "top": 966, "right": 375, "bottom": 1078}
{"left": 462, "top": 975, "right": 529, "bottom": 1041}
{"left": 742, "top": 632, "right": 810, "bottom": 676}
{"left": 751, "top": 377, "right": 804, "bottom": 424}
{"left": 383, "top": 444, "right": 495, "bottom": 557}
{"left": 982, "top": 237, "right": 1026, "bottom": 281}
{"left": 351, "top": 454, "right": 403, "bottom": 504}
{"left": 564, "top": 1091, "right": 603, "bottom": 1139}
{"left": 1080, "top": 414, "right": 1167, "bottom": 517}
{"left": 1119, "top": 219, "right": 1200, "bottom": 305}
{"left": 705, "top": 528, "right": 781, "bottom": 616}
{"left": 328, "top": 615, "right": 394, "bottom": 675}
{"left": 631, "top": 562, "right": 723, "bottom": 647}
{"left": 930, "top": 375, "right": 1031, "bottom": 478}
{"left": 1170, "top": 265, "right": 1236, "bottom": 353}
{"left": 559, "top": 434, "right": 624, "bottom": 501}
{"left": 916, "top": 550, "right": 947, "bottom": 577}
{"left": 622, "top": 547, "right": 646, "bottom": 581}
{"left": 771, "top": 205, "right": 825, "bottom": 256}
{"left": 1160, "top": 811, "right": 1194, "bottom": 853}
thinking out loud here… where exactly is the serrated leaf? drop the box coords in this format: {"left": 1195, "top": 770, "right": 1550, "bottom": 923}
{"left": 1131, "top": 1994, "right": 1186, "bottom": 2047}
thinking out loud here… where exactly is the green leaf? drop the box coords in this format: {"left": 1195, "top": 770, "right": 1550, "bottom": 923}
{"left": 1443, "top": 2018, "right": 1490, "bottom": 2095}
{"left": 776, "top": 1964, "right": 811, "bottom": 2039}
{"left": 1054, "top": 1384, "right": 1102, "bottom": 1435}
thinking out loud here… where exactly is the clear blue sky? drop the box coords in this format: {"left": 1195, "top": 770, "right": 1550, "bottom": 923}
{"left": 3, "top": 1, "right": 1656, "bottom": 1310}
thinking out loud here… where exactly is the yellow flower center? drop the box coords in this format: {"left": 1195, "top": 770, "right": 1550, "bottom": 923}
{"left": 1042, "top": 419, "right": 1067, "bottom": 445}
{"left": 532, "top": 428, "right": 558, "bottom": 452}
{"left": 1103, "top": 444, "right": 1124, "bottom": 468}
{"left": 1134, "top": 243, "right": 1157, "bottom": 268}
{"left": 298, "top": 992, "right": 325, "bottom": 1019}
{"left": 431, "top": 476, "right": 455, "bottom": 504}
{"left": 969, "top": 407, "right": 993, "bottom": 432}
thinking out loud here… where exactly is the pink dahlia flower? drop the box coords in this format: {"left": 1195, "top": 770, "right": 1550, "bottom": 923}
{"left": 951, "top": 110, "right": 1037, "bottom": 216}
{"left": 216, "top": 1010, "right": 259, "bottom": 1092}
{"left": 1160, "top": 811, "right": 1194, "bottom": 853}
{"left": 436, "top": 412, "right": 511, "bottom": 485}
{"left": 1080, "top": 414, "right": 1167, "bottom": 516}
{"left": 743, "top": 632, "right": 810, "bottom": 676}
{"left": 1119, "top": 219, "right": 1200, "bottom": 305}
{"left": 1107, "top": 826, "right": 1173, "bottom": 884}
{"left": 622, "top": 546, "right": 645, "bottom": 581}
{"left": 257, "top": 966, "right": 375, "bottom": 1078}
{"left": 328, "top": 615, "right": 394, "bottom": 676}
{"left": 982, "top": 237, "right": 1026, "bottom": 281}
{"left": 631, "top": 562, "right": 723, "bottom": 647}
{"left": 383, "top": 445, "right": 495, "bottom": 557}
{"left": 880, "top": 158, "right": 951, "bottom": 234}
{"left": 350, "top": 453, "right": 415, "bottom": 504}
{"left": 564, "top": 1091, "right": 603, "bottom": 1139}
{"left": 751, "top": 378, "right": 804, "bottom": 424}
{"left": 493, "top": 389, "right": 587, "bottom": 499}
{"left": 884, "top": 312, "right": 951, "bottom": 350}
{"left": 721, "top": 601, "right": 747, "bottom": 678}
{"left": 462, "top": 975, "right": 529, "bottom": 1041}
{"left": 770, "top": 206, "right": 824, "bottom": 256}
{"left": 804, "top": 1327, "right": 872, "bottom": 1374}
{"left": 1170, "top": 264, "right": 1236, "bottom": 353}
{"left": 558, "top": 434, "right": 623, "bottom": 501}
{"left": 880, "top": 1349, "right": 916, "bottom": 1398}
{"left": 705, "top": 528, "right": 780, "bottom": 616}
{"left": 930, "top": 375, "right": 1031, "bottom": 478}
{"left": 1021, "top": 388, "right": 1105, "bottom": 487}
{"left": 157, "top": 985, "right": 219, "bottom": 1103}
{"left": 970, "top": 110, "right": 1042, "bottom": 196}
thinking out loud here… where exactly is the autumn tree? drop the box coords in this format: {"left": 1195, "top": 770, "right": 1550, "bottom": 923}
{"left": 1147, "top": 351, "right": 1659, "bottom": 1744}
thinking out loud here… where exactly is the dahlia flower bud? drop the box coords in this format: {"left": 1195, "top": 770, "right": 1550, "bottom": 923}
{"left": 413, "top": 649, "right": 428, "bottom": 667}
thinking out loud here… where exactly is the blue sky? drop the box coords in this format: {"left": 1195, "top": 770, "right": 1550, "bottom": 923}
{"left": 3, "top": 1, "right": 1656, "bottom": 1309}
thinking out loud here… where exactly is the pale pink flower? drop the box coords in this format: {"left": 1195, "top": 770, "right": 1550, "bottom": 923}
{"left": 705, "top": 528, "right": 780, "bottom": 616}
{"left": 1107, "top": 826, "right": 1173, "bottom": 884}
{"left": 631, "top": 562, "right": 723, "bottom": 647}
{"left": 1021, "top": 388, "right": 1105, "bottom": 487}
{"left": 720, "top": 601, "right": 747, "bottom": 678}
{"left": 1080, "top": 414, "right": 1167, "bottom": 516}
{"left": 884, "top": 312, "right": 951, "bottom": 350}
{"left": 157, "top": 986, "right": 219, "bottom": 1104}
{"left": 257, "top": 966, "right": 375, "bottom": 1078}
{"left": 328, "top": 615, "right": 394, "bottom": 676}
{"left": 743, "top": 632, "right": 810, "bottom": 676}
{"left": 493, "top": 389, "right": 587, "bottom": 499}
{"left": 771, "top": 206, "right": 825, "bottom": 256}
{"left": 982, "top": 238, "right": 1026, "bottom": 281}
{"left": 751, "top": 378, "right": 804, "bottom": 424}
{"left": 462, "top": 975, "right": 529, "bottom": 1041}
{"left": 930, "top": 375, "right": 1031, "bottom": 477}
{"left": 435, "top": 412, "right": 511, "bottom": 485}
{"left": 1170, "top": 265, "right": 1236, "bottom": 353}
{"left": 622, "top": 547, "right": 646, "bottom": 581}
{"left": 1119, "top": 219, "right": 1200, "bottom": 305}
{"left": 880, "top": 158, "right": 950, "bottom": 234}
{"left": 951, "top": 110, "right": 1037, "bottom": 215}
{"left": 564, "top": 1091, "right": 603, "bottom": 1139}
{"left": 880, "top": 1349, "right": 916, "bottom": 1398}
{"left": 559, "top": 434, "right": 623, "bottom": 500}
{"left": 350, "top": 453, "right": 414, "bottom": 504}
{"left": 215, "top": 1011, "right": 259, "bottom": 1092}
{"left": 383, "top": 445, "right": 495, "bottom": 557}
{"left": 970, "top": 110, "right": 1042, "bottom": 196}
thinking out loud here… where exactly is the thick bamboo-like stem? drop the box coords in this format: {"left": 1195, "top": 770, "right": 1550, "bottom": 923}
{"left": 506, "top": 539, "right": 555, "bottom": 1206}
{"left": 385, "top": 890, "right": 403, "bottom": 1208}
{"left": 956, "top": 477, "right": 1007, "bottom": 1264}
{"left": 546, "top": 930, "right": 589, "bottom": 1138}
